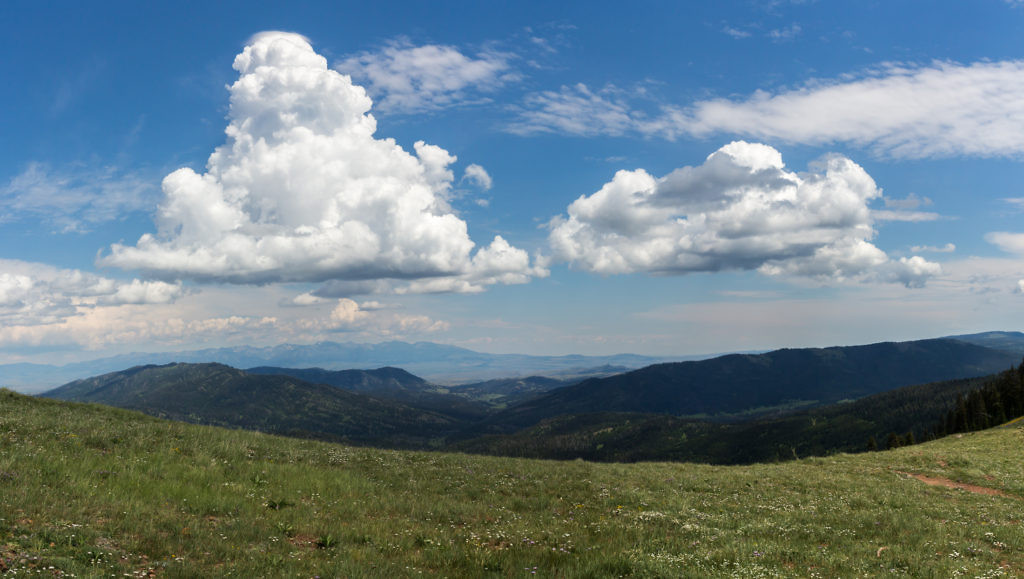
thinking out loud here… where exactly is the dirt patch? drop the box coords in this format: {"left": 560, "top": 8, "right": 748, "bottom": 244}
{"left": 897, "top": 471, "right": 1017, "bottom": 499}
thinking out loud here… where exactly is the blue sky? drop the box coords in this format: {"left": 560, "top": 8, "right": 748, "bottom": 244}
{"left": 3, "top": 0, "right": 1024, "bottom": 363}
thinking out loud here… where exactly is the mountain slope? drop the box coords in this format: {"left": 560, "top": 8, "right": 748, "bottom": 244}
{"left": 43, "top": 363, "right": 466, "bottom": 446}
{"left": 244, "top": 365, "right": 488, "bottom": 418}
{"left": 946, "top": 330, "right": 1024, "bottom": 355}
{"left": 487, "top": 338, "right": 1019, "bottom": 431}
{"left": 457, "top": 374, "right": 993, "bottom": 464}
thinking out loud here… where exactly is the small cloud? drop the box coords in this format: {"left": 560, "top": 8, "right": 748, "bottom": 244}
{"left": 336, "top": 39, "right": 519, "bottom": 114}
{"left": 462, "top": 164, "right": 493, "bottom": 190}
{"left": 910, "top": 243, "right": 956, "bottom": 253}
{"left": 871, "top": 209, "right": 941, "bottom": 222}
{"left": 1002, "top": 197, "right": 1024, "bottom": 211}
{"left": 769, "top": 23, "right": 802, "bottom": 42}
{"left": 884, "top": 193, "right": 932, "bottom": 209}
{"left": 986, "top": 231, "right": 1024, "bottom": 255}
{"left": 722, "top": 25, "right": 751, "bottom": 39}
{"left": 508, "top": 83, "right": 651, "bottom": 137}
{"left": 280, "top": 292, "right": 325, "bottom": 307}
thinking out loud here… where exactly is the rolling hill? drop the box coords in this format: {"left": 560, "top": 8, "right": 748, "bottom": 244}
{"left": 455, "top": 374, "right": 995, "bottom": 464}
{"left": 2, "top": 388, "right": 1022, "bottom": 576}
{"left": 485, "top": 338, "right": 1020, "bottom": 432}
{"left": 43, "top": 363, "right": 468, "bottom": 447}
{"left": 244, "top": 365, "right": 489, "bottom": 419}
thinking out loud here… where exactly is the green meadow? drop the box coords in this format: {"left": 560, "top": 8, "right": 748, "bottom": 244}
{"left": 1, "top": 388, "right": 1021, "bottom": 577}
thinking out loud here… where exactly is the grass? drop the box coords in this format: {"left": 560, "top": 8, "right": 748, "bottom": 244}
{"left": 1, "top": 388, "right": 1022, "bottom": 577}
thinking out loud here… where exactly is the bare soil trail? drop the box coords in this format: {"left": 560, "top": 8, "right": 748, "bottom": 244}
{"left": 897, "top": 471, "right": 1017, "bottom": 499}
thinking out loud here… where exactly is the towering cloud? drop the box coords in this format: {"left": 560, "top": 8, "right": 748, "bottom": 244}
{"left": 102, "top": 32, "right": 542, "bottom": 292}
{"left": 549, "top": 142, "right": 939, "bottom": 286}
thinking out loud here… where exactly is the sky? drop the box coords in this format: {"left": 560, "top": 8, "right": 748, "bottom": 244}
{"left": 3, "top": 0, "right": 1024, "bottom": 364}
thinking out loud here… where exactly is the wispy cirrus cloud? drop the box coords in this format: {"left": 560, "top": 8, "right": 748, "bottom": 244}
{"left": 336, "top": 39, "right": 519, "bottom": 114}
{"left": 911, "top": 243, "right": 956, "bottom": 254}
{"left": 507, "top": 83, "right": 655, "bottom": 137}
{"left": 1, "top": 162, "right": 157, "bottom": 232}
{"left": 512, "top": 60, "right": 1024, "bottom": 160}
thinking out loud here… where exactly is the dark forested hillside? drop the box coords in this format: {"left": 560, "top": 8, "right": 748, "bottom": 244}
{"left": 455, "top": 374, "right": 994, "bottom": 464}
{"left": 937, "top": 362, "right": 1024, "bottom": 436}
{"left": 485, "top": 338, "right": 1018, "bottom": 431}
{"left": 244, "top": 365, "right": 488, "bottom": 419}
{"left": 44, "top": 363, "right": 468, "bottom": 447}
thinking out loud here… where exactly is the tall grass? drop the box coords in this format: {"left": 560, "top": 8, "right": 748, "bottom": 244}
{"left": 1, "top": 389, "right": 1021, "bottom": 577}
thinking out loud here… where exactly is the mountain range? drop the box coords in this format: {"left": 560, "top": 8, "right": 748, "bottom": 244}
{"left": 38, "top": 331, "right": 1024, "bottom": 464}
{"left": 1, "top": 340, "right": 686, "bottom": 393}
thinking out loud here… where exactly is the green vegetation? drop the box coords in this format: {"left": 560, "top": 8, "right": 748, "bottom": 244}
{"left": 2, "top": 389, "right": 1023, "bottom": 576}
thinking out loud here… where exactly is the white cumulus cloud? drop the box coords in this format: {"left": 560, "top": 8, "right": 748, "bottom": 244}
{"left": 986, "top": 231, "right": 1024, "bottom": 255}
{"left": 0, "top": 259, "right": 184, "bottom": 326}
{"left": 100, "top": 32, "right": 542, "bottom": 292}
{"left": 462, "top": 164, "right": 493, "bottom": 190}
{"left": 296, "top": 297, "right": 449, "bottom": 334}
{"left": 548, "top": 141, "right": 939, "bottom": 287}
{"left": 336, "top": 40, "right": 518, "bottom": 114}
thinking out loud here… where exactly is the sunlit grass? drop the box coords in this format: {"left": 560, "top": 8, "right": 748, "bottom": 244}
{"left": 1, "top": 388, "right": 1022, "bottom": 577}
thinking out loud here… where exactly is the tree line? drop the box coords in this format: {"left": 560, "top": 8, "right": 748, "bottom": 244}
{"left": 935, "top": 361, "right": 1024, "bottom": 436}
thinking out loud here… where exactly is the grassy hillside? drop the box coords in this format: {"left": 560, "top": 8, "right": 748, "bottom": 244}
{"left": 2, "top": 389, "right": 1022, "bottom": 577}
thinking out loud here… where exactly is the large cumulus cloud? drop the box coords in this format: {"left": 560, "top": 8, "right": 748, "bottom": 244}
{"left": 101, "top": 32, "right": 543, "bottom": 292}
{"left": 549, "top": 142, "right": 939, "bottom": 287}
